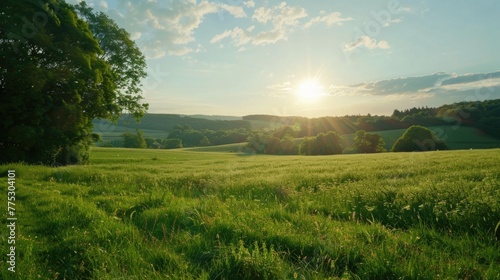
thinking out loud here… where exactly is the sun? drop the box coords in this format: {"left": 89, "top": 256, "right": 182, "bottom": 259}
{"left": 296, "top": 79, "right": 325, "bottom": 101}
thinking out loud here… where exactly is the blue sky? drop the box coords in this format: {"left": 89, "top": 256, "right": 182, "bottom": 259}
{"left": 72, "top": 0, "right": 500, "bottom": 117}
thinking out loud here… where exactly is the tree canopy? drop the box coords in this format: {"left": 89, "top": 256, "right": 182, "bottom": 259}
{"left": 0, "top": 0, "right": 147, "bottom": 165}
{"left": 299, "top": 131, "right": 344, "bottom": 155}
{"left": 391, "top": 125, "right": 448, "bottom": 152}
{"left": 351, "top": 130, "right": 386, "bottom": 153}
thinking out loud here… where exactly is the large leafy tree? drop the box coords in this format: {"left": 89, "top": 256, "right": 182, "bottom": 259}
{"left": 74, "top": 2, "right": 147, "bottom": 120}
{"left": 0, "top": 0, "right": 147, "bottom": 165}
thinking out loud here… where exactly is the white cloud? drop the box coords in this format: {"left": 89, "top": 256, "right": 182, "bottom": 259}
{"left": 74, "top": 0, "right": 250, "bottom": 58}
{"left": 253, "top": 30, "right": 287, "bottom": 45}
{"left": 99, "top": 0, "right": 108, "bottom": 10}
{"left": 219, "top": 3, "right": 247, "bottom": 18}
{"left": 211, "top": 2, "right": 308, "bottom": 48}
{"left": 252, "top": 2, "right": 307, "bottom": 44}
{"left": 109, "top": 0, "right": 220, "bottom": 58}
{"left": 303, "top": 11, "right": 353, "bottom": 29}
{"left": 383, "top": 18, "right": 402, "bottom": 27}
{"left": 243, "top": 1, "right": 255, "bottom": 8}
{"left": 130, "top": 32, "right": 142, "bottom": 41}
{"left": 210, "top": 27, "right": 252, "bottom": 47}
{"left": 210, "top": 30, "right": 233, "bottom": 44}
{"left": 440, "top": 78, "right": 500, "bottom": 92}
{"left": 252, "top": 6, "right": 274, "bottom": 24}
{"left": 344, "top": 36, "right": 390, "bottom": 52}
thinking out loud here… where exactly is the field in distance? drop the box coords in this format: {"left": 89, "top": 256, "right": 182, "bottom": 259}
{"left": 2, "top": 148, "right": 499, "bottom": 279}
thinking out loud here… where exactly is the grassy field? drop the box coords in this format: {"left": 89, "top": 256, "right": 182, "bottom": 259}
{"left": 1, "top": 148, "right": 499, "bottom": 279}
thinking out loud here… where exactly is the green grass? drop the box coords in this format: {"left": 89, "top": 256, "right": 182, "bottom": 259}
{"left": 1, "top": 148, "right": 500, "bottom": 279}
{"left": 184, "top": 143, "right": 248, "bottom": 153}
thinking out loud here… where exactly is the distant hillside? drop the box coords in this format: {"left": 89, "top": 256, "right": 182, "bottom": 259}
{"left": 93, "top": 114, "right": 251, "bottom": 133}
{"left": 186, "top": 114, "right": 243, "bottom": 121}
{"left": 243, "top": 99, "right": 500, "bottom": 139}
{"left": 93, "top": 99, "right": 500, "bottom": 150}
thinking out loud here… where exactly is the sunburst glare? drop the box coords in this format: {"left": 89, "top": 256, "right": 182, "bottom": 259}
{"left": 296, "top": 79, "right": 326, "bottom": 102}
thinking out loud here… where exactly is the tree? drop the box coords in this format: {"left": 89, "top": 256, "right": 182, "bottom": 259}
{"left": 74, "top": 2, "right": 148, "bottom": 120}
{"left": 273, "top": 126, "right": 297, "bottom": 139}
{"left": 199, "top": 136, "right": 211, "bottom": 146}
{"left": 278, "top": 136, "right": 298, "bottom": 155}
{"left": 161, "top": 138, "right": 183, "bottom": 149}
{"left": 351, "top": 130, "right": 386, "bottom": 153}
{"left": 144, "top": 138, "right": 158, "bottom": 148}
{"left": 0, "top": 0, "right": 147, "bottom": 165}
{"left": 391, "top": 125, "right": 447, "bottom": 152}
{"left": 299, "top": 131, "right": 344, "bottom": 155}
{"left": 122, "top": 130, "right": 146, "bottom": 148}
{"left": 246, "top": 132, "right": 268, "bottom": 154}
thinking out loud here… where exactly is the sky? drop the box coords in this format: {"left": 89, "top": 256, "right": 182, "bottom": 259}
{"left": 71, "top": 0, "right": 500, "bottom": 117}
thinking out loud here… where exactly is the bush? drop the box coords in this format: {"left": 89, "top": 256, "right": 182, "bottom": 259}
{"left": 161, "top": 138, "right": 183, "bottom": 149}
{"left": 391, "top": 125, "right": 447, "bottom": 152}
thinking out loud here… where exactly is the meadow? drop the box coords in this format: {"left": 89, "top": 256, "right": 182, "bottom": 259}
{"left": 1, "top": 147, "right": 499, "bottom": 279}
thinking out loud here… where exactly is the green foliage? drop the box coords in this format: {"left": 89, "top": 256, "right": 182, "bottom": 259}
{"left": 167, "top": 126, "right": 249, "bottom": 148}
{"left": 122, "top": 130, "right": 146, "bottom": 148}
{"left": 74, "top": 2, "right": 148, "bottom": 120}
{"left": 391, "top": 125, "right": 448, "bottom": 152}
{"left": 299, "top": 131, "right": 344, "bottom": 155}
{"left": 161, "top": 138, "right": 183, "bottom": 149}
{"left": 279, "top": 136, "right": 299, "bottom": 155}
{"left": 0, "top": 0, "right": 147, "bottom": 165}
{"left": 350, "top": 130, "right": 386, "bottom": 153}
{"left": 273, "top": 126, "right": 297, "bottom": 139}
{"left": 246, "top": 132, "right": 300, "bottom": 155}
{"left": 198, "top": 136, "right": 211, "bottom": 147}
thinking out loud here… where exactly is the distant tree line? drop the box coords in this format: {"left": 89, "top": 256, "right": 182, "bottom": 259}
{"left": 166, "top": 125, "right": 250, "bottom": 147}
{"left": 101, "top": 126, "right": 253, "bottom": 149}
{"left": 243, "top": 99, "right": 500, "bottom": 139}
{"left": 247, "top": 125, "right": 446, "bottom": 155}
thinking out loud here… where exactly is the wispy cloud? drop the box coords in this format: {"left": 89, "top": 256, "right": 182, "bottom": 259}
{"left": 344, "top": 36, "right": 390, "bottom": 52}
{"left": 243, "top": 1, "right": 255, "bottom": 8}
{"left": 99, "top": 0, "right": 108, "bottom": 11}
{"left": 303, "top": 11, "right": 353, "bottom": 29}
{"left": 210, "top": 27, "right": 252, "bottom": 47}
{"left": 211, "top": 1, "right": 309, "bottom": 48}
{"left": 220, "top": 3, "right": 247, "bottom": 18}
{"left": 327, "top": 71, "right": 500, "bottom": 100}
{"left": 266, "top": 80, "right": 295, "bottom": 96}
{"left": 383, "top": 18, "right": 402, "bottom": 27}
{"left": 251, "top": 2, "right": 307, "bottom": 44}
